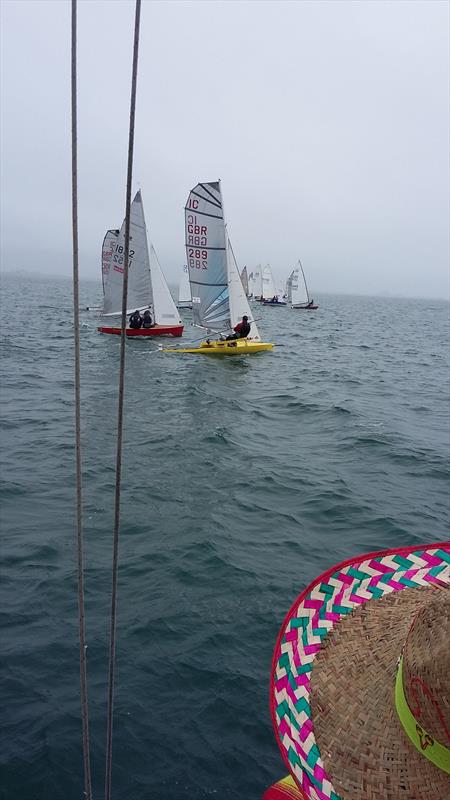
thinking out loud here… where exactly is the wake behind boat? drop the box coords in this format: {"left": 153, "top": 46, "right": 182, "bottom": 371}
{"left": 98, "top": 191, "right": 183, "bottom": 337}
{"left": 163, "top": 181, "right": 273, "bottom": 355}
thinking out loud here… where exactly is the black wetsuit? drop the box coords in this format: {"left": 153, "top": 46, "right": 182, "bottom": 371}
{"left": 129, "top": 312, "right": 143, "bottom": 329}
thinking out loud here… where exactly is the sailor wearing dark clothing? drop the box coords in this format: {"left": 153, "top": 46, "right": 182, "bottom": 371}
{"left": 129, "top": 310, "right": 143, "bottom": 329}
{"left": 142, "top": 310, "right": 153, "bottom": 328}
{"left": 226, "top": 315, "right": 251, "bottom": 340}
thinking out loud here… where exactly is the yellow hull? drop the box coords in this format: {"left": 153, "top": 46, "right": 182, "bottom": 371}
{"left": 162, "top": 338, "right": 273, "bottom": 355}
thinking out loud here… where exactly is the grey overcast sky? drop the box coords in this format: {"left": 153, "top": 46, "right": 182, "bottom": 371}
{"left": 1, "top": 0, "right": 449, "bottom": 297}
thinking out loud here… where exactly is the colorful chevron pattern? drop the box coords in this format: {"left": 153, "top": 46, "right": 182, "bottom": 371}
{"left": 271, "top": 544, "right": 450, "bottom": 800}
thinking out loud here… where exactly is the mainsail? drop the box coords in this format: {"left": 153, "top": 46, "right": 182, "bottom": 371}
{"left": 102, "top": 191, "right": 180, "bottom": 326}
{"left": 285, "top": 270, "right": 294, "bottom": 303}
{"left": 240, "top": 267, "right": 249, "bottom": 296}
{"left": 178, "top": 264, "right": 192, "bottom": 307}
{"left": 253, "top": 266, "right": 262, "bottom": 299}
{"left": 184, "top": 181, "right": 260, "bottom": 339}
{"left": 247, "top": 271, "right": 254, "bottom": 298}
{"left": 261, "top": 264, "right": 276, "bottom": 300}
{"left": 101, "top": 229, "right": 119, "bottom": 294}
{"left": 291, "top": 260, "right": 309, "bottom": 306}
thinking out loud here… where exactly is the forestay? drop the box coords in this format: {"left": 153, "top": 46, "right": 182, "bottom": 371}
{"left": 101, "top": 230, "right": 119, "bottom": 294}
{"left": 261, "top": 264, "right": 276, "bottom": 299}
{"left": 291, "top": 261, "right": 309, "bottom": 306}
{"left": 102, "top": 191, "right": 152, "bottom": 316}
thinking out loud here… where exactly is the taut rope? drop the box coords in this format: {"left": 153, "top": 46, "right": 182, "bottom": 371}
{"left": 104, "top": 2, "right": 142, "bottom": 799}
{"left": 71, "top": 2, "right": 93, "bottom": 797}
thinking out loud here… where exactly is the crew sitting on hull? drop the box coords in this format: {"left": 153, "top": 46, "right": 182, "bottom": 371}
{"left": 226, "top": 315, "right": 251, "bottom": 340}
{"left": 142, "top": 310, "right": 153, "bottom": 328}
{"left": 129, "top": 310, "right": 143, "bottom": 329}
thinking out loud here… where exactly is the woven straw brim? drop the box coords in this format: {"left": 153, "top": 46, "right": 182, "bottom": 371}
{"left": 310, "top": 585, "right": 449, "bottom": 799}
{"left": 271, "top": 544, "right": 450, "bottom": 800}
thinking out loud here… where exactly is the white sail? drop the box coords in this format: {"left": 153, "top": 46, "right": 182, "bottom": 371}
{"left": 228, "top": 239, "right": 260, "bottom": 340}
{"left": 253, "top": 265, "right": 262, "bottom": 299}
{"left": 291, "top": 260, "right": 309, "bottom": 306}
{"left": 178, "top": 264, "right": 192, "bottom": 307}
{"left": 184, "top": 181, "right": 260, "bottom": 338}
{"left": 102, "top": 191, "right": 179, "bottom": 325}
{"left": 240, "top": 266, "right": 249, "bottom": 296}
{"left": 247, "top": 271, "right": 254, "bottom": 298}
{"left": 285, "top": 270, "right": 294, "bottom": 303}
{"left": 101, "top": 229, "right": 119, "bottom": 294}
{"left": 261, "top": 264, "right": 276, "bottom": 300}
{"left": 149, "top": 244, "right": 182, "bottom": 325}
{"left": 102, "top": 191, "right": 152, "bottom": 316}
{"left": 185, "top": 181, "right": 230, "bottom": 332}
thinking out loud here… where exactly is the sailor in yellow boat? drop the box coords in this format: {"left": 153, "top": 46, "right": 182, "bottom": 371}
{"left": 225, "top": 315, "right": 251, "bottom": 340}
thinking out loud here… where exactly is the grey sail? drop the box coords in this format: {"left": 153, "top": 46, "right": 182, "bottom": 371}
{"left": 185, "top": 182, "right": 231, "bottom": 332}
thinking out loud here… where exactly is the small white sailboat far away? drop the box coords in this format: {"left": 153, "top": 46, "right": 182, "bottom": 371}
{"left": 163, "top": 181, "right": 273, "bottom": 355}
{"left": 177, "top": 264, "right": 192, "bottom": 309}
{"left": 261, "top": 264, "right": 286, "bottom": 305}
{"left": 290, "top": 259, "right": 318, "bottom": 309}
{"left": 240, "top": 266, "right": 249, "bottom": 296}
{"left": 252, "top": 265, "right": 262, "bottom": 300}
{"left": 97, "top": 191, "right": 183, "bottom": 337}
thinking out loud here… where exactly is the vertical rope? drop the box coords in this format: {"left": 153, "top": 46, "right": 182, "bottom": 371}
{"left": 71, "top": 2, "right": 93, "bottom": 798}
{"left": 105, "top": 2, "right": 141, "bottom": 798}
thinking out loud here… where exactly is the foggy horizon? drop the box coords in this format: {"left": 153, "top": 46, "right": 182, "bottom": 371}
{"left": 1, "top": 0, "right": 449, "bottom": 300}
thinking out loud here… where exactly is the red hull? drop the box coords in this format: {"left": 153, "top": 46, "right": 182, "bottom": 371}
{"left": 98, "top": 324, "right": 183, "bottom": 337}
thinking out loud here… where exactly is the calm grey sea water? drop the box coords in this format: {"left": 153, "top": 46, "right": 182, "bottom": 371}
{"left": 1, "top": 273, "right": 449, "bottom": 800}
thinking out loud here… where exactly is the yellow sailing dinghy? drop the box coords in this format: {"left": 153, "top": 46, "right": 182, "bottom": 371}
{"left": 163, "top": 181, "right": 273, "bottom": 355}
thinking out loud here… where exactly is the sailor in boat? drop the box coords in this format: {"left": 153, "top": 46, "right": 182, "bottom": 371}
{"left": 129, "top": 310, "right": 143, "bottom": 329}
{"left": 225, "top": 315, "right": 251, "bottom": 340}
{"left": 142, "top": 309, "right": 153, "bottom": 328}
{"left": 307, "top": 298, "right": 315, "bottom": 308}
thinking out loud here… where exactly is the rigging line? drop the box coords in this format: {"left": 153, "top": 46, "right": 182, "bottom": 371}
{"left": 105, "top": 2, "right": 141, "bottom": 800}
{"left": 71, "top": 2, "right": 93, "bottom": 798}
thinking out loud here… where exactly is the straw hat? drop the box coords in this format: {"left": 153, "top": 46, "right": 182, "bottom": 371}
{"left": 270, "top": 542, "right": 450, "bottom": 800}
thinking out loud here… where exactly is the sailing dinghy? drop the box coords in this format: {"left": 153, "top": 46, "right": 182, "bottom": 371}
{"left": 290, "top": 259, "right": 318, "bottom": 309}
{"left": 98, "top": 191, "right": 183, "bottom": 337}
{"left": 163, "top": 181, "right": 273, "bottom": 355}
{"left": 177, "top": 264, "right": 192, "bottom": 309}
{"left": 261, "top": 264, "right": 286, "bottom": 305}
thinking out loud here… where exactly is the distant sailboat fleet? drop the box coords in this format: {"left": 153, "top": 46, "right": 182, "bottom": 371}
{"left": 91, "top": 182, "right": 318, "bottom": 349}
{"left": 241, "top": 261, "right": 318, "bottom": 309}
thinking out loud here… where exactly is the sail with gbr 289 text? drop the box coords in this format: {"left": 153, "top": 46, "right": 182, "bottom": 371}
{"left": 185, "top": 182, "right": 231, "bottom": 332}
{"left": 184, "top": 181, "right": 260, "bottom": 340}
